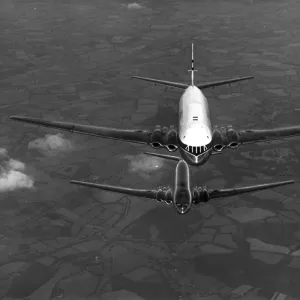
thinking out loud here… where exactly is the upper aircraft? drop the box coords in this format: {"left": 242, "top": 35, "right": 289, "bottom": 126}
{"left": 10, "top": 43, "right": 300, "bottom": 166}
{"left": 70, "top": 153, "right": 295, "bottom": 215}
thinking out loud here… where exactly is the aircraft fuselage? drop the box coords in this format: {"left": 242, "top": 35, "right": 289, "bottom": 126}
{"left": 173, "top": 160, "right": 192, "bottom": 214}
{"left": 178, "top": 86, "right": 213, "bottom": 166}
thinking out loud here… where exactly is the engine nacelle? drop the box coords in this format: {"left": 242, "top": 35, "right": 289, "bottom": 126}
{"left": 227, "top": 128, "right": 240, "bottom": 149}
{"left": 164, "top": 129, "right": 178, "bottom": 152}
{"left": 150, "top": 126, "right": 178, "bottom": 151}
{"left": 192, "top": 187, "right": 209, "bottom": 204}
{"left": 150, "top": 127, "right": 163, "bottom": 149}
{"left": 166, "top": 144, "right": 178, "bottom": 152}
{"left": 155, "top": 186, "right": 172, "bottom": 204}
{"left": 212, "top": 128, "right": 225, "bottom": 152}
{"left": 212, "top": 126, "right": 240, "bottom": 151}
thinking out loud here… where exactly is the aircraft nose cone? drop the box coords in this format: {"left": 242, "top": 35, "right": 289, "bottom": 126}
{"left": 175, "top": 203, "right": 191, "bottom": 215}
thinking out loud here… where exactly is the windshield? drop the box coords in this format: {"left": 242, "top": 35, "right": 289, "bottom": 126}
{"left": 179, "top": 140, "right": 212, "bottom": 156}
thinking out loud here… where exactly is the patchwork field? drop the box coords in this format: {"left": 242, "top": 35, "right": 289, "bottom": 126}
{"left": 1, "top": 0, "right": 300, "bottom": 299}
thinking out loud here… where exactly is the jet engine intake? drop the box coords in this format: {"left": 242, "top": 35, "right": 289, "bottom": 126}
{"left": 151, "top": 142, "right": 163, "bottom": 149}
{"left": 213, "top": 144, "right": 225, "bottom": 152}
{"left": 156, "top": 186, "right": 172, "bottom": 204}
{"left": 150, "top": 127, "right": 164, "bottom": 148}
{"left": 192, "top": 187, "right": 209, "bottom": 204}
{"left": 165, "top": 129, "right": 177, "bottom": 144}
{"left": 227, "top": 128, "right": 240, "bottom": 149}
{"left": 212, "top": 129, "right": 224, "bottom": 152}
{"left": 165, "top": 144, "right": 178, "bottom": 152}
{"left": 212, "top": 126, "right": 240, "bottom": 151}
{"left": 150, "top": 127, "right": 178, "bottom": 150}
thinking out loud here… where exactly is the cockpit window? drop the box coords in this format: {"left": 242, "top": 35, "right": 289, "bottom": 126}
{"left": 179, "top": 140, "right": 212, "bottom": 156}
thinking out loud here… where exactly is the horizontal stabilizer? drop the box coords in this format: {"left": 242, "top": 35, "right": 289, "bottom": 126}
{"left": 143, "top": 152, "right": 180, "bottom": 161}
{"left": 132, "top": 75, "right": 254, "bottom": 90}
{"left": 198, "top": 76, "right": 254, "bottom": 90}
{"left": 131, "top": 76, "right": 188, "bottom": 89}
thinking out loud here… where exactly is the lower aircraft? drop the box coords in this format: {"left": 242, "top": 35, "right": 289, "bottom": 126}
{"left": 9, "top": 43, "right": 300, "bottom": 166}
{"left": 70, "top": 153, "right": 295, "bottom": 215}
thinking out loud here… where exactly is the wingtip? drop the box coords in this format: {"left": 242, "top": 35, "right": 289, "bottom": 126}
{"left": 10, "top": 115, "right": 27, "bottom": 121}
{"left": 70, "top": 180, "right": 80, "bottom": 184}
{"left": 281, "top": 179, "right": 295, "bottom": 185}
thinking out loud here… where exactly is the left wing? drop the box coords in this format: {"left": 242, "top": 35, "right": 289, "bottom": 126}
{"left": 238, "top": 126, "right": 300, "bottom": 145}
{"left": 208, "top": 180, "right": 295, "bottom": 199}
{"left": 70, "top": 180, "right": 158, "bottom": 199}
{"left": 10, "top": 116, "right": 152, "bottom": 144}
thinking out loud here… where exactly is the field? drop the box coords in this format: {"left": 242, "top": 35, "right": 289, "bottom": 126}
{"left": 1, "top": 0, "right": 300, "bottom": 299}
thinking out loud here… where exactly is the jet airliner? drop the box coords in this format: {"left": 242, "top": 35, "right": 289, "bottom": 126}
{"left": 70, "top": 153, "right": 295, "bottom": 215}
{"left": 10, "top": 43, "right": 300, "bottom": 166}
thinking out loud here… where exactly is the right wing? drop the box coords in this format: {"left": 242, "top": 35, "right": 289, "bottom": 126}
{"left": 208, "top": 180, "right": 295, "bottom": 199}
{"left": 70, "top": 180, "right": 158, "bottom": 199}
{"left": 237, "top": 126, "right": 300, "bottom": 145}
{"left": 131, "top": 75, "right": 253, "bottom": 90}
{"left": 10, "top": 116, "right": 152, "bottom": 145}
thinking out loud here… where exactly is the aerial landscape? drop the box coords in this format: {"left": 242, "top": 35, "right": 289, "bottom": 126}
{"left": 1, "top": 0, "right": 300, "bottom": 299}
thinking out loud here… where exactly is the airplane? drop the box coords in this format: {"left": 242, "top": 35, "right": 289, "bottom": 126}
{"left": 9, "top": 43, "right": 300, "bottom": 166}
{"left": 70, "top": 153, "right": 295, "bottom": 215}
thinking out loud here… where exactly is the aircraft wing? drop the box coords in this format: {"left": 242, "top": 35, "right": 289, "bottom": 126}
{"left": 10, "top": 116, "right": 152, "bottom": 144}
{"left": 208, "top": 180, "right": 295, "bottom": 199}
{"left": 70, "top": 180, "right": 158, "bottom": 199}
{"left": 238, "top": 126, "right": 300, "bottom": 145}
{"left": 132, "top": 75, "right": 253, "bottom": 90}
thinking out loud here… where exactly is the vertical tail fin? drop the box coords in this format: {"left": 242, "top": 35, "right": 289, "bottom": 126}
{"left": 188, "top": 42, "right": 197, "bottom": 86}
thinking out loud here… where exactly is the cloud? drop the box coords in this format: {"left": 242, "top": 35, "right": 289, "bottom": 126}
{"left": 0, "top": 148, "right": 8, "bottom": 157}
{"left": 0, "top": 149, "right": 34, "bottom": 192}
{"left": 28, "top": 133, "right": 73, "bottom": 156}
{"left": 123, "top": 154, "right": 164, "bottom": 179}
{"left": 126, "top": 3, "right": 143, "bottom": 9}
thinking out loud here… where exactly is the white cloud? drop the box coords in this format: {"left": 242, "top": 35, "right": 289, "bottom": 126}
{"left": 28, "top": 133, "right": 73, "bottom": 156}
{"left": 6, "top": 159, "right": 25, "bottom": 171}
{"left": 0, "top": 148, "right": 8, "bottom": 157}
{"left": 0, "top": 150, "right": 34, "bottom": 192}
{"left": 126, "top": 3, "right": 143, "bottom": 9}
{"left": 123, "top": 153, "right": 164, "bottom": 179}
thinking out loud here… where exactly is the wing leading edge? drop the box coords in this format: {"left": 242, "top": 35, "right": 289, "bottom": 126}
{"left": 10, "top": 116, "right": 300, "bottom": 148}
{"left": 10, "top": 116, "right": 152, "bottom": 144}
{"left": 131, "top": 75, "right": 254, "bottom": 90}
{"left": 238, "top": 127, "right": 300, "bottom": 145}
{"left": 70, "top": 179, "right": 295, "bottom": 202}
{"left": 70, "top": 180, "right": 157, "bottom": 199}
{"left": 208, "top": 180, "right": 295, "bottom": 199}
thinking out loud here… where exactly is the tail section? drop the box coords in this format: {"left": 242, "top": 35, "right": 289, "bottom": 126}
{"left": 188, "top": 42, "right": 197, "bottom": 86}
{"left": 132, "top": 42, "right": 254, "bottom": 90}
